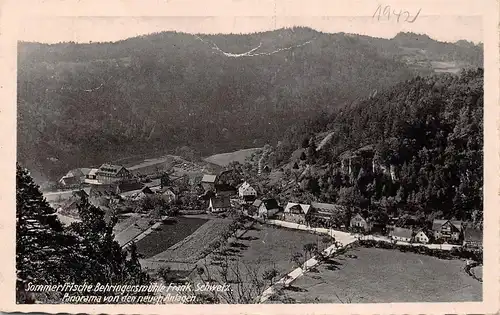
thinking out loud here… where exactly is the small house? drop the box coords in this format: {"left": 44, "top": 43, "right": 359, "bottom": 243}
{"left": 201, "top": 174, "right": 217, "bottom": 192}
{"left": 463, "top": 227, "right": 483, "bottom": 249}
{"left": 58, "top": 168, "right": 91, "bottom": 187}
{"left": 132, "top": 186, "right": 155, "bottom": 201}
{"left": 389, "top": 227, "right": 413, "bottom": 242}
{"left": 160, "top": 187, "right": 177, "bottom": 203}
{"left": 350, "top": 214, "right": 371, "bottom": 232}
{"left": 283, "top": 202, "right": 311, "bottom": 224}
{"left": 84, "top": 168, "right": 100, "bottom": 184}
{"left": 238, "top": 181, "right": 257, "bottom": 202}
{"left": 414, "top": 230, "right": 430, "bottom": 244}
{"left": 96, "top": 164, "right": 131, "bottom": 184}
{"left": 256, "top": 198, "right": 280, "bottom": 219}
{"left": 432, "top": 219, "right": 464, "bottom": 242}
{"left": 208, "top": 197, "right": 231, "bottom": 213}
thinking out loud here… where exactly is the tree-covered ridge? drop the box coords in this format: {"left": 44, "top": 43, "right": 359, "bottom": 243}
{"left": 17, "top": 27, "right": 482, "bottom": 182}
{"left": 267, "top": 69, "right": 483, "bottom": 223}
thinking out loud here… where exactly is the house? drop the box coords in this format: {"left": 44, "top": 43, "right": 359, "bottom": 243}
{"left": 95, "top": 164, "right": 131, "bottom": 184}
{"left": 256, "top": 198, "right": 280, "bottom": 219}
{"left": 432, "top": 219, "right": 464, "bottom": 242}
{"left": 208, "top": 197, "right": 231, "bottom": 213}
{"left": 350, "top": 214, "right": 371, "bottom": 232}
{"left": 307, "top": 202, "right": 346, "bottom": 226}
{"left": 84, "top": 168, "right": 100, "bottom": 184}
{"left": 160, "top": 187, "right": 177, "bottom": 203}
{"left": 215, "top": 183, "right": 237, "bottom": 197}
{"left": 283, "top": 202, "right": 311, "bottom": 224}
{"left": 238, "top": 181, "right": 257, "bottom": 202}
{"left": 58, "top": 168, "right": 91, "bottom": 187}
{"left": 463, "top": 227, "right": 483, "bottom": 249}
{"left": 201, "top": 174, "right": 217, "bottom": 192}
{"left": 89, "top": 184, "right": 119, "bottom": 208}
{"left": 389, "top": 227, "right": 413, "bottom": 242}
{"left": 131, "top": 186, "right": 155, "bottom": 201}
{"left": 115, "top": 180, "right": 144, "bottom": 195}
{"left": 414, "top": 230, "right": 430, "bottom": 244}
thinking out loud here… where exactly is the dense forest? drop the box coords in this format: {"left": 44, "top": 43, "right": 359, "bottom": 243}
{"left": 262, "top": 69, "right": 483, "bottom": 223}
{"left": 17, "top": 27, "right": 483, "bottom": 182}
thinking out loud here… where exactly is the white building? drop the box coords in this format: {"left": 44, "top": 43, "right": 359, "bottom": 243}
{"left": 238, "top": 181, "right": 257, "bottom": 201}
{"left": 414, "top": 230, "right": 429, "bottom": 244}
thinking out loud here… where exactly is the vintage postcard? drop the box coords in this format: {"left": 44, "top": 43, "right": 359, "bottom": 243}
{"left": 0, "top": 0, "right": 499, "bottom": 314}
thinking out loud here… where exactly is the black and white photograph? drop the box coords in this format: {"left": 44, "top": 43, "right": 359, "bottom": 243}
{"left": 6, "top": 0, "right": 498, "bottom": 310}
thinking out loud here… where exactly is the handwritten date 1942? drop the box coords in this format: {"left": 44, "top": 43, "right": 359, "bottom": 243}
{"left": 373, "top": 5, "right": 421, "bottom": 23}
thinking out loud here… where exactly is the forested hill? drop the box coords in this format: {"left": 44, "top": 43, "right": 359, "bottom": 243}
{"left": 264, "top": 69, "right": 483, "bottom": 222}
{"left": 17, "top": 27, "right": 483, "bottom": 181}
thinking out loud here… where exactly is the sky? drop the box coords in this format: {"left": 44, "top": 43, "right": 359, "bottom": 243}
{"left": 17, "top": 15, "right": 483, "bottom": 44}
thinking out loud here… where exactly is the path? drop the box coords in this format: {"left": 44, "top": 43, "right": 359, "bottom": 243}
{"left": 253, "top": 217, "right": 357, "bottom": 303}
{"left": 263, "top": 218, "right": 460, "bottom": 251}
{"left": 359, "top": 234, "right": 460, "bottom": 250}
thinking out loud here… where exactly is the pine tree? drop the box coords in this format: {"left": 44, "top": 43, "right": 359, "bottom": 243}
{"left": 68, "top": 195, "right": 150, "bottom": 286}
{"left": 16, "top": 164, "right": 66, "bottom": 284}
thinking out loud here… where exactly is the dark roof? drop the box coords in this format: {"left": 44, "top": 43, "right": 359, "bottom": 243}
{"left": 118, "top": 181, "right": 143, "bottom": 193}
{"left": 432, "top": 219, "right": 463, "bottom": 232}
{"left": 210, "top": 197, "right": 231, "bottom": 208}
{"left": 142, "top": 186, "right": 154, "bottom": 194}
{"left": 97, "top": 164, "right": 128, "bottom": 176}
{"left": 464, "top": 228, "right": 483, "bottom": 242}
{"left": 262, "top": 199, "right": 280, "bottom": 210}
{"left": 243, "top": 195, "right": 256, "bottom": 201}
{"left": 89, "top": 184, "right": 117, "bottom": 197}
{"left": 449, "top": 220, "right": 464, "bottom": 230}
{"left": 432, "top": 219, "right": 448, "bottom": 231}
{"left": 390, "top": 227, "right": 413, "bottom": 238}
{"left": 215, "top": 183, "right": 237, "bottom": 192}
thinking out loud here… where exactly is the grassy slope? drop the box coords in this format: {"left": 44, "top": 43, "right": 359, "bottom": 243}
{"left": 204, "top": 148, "right": 261, "bottom": 167}
{"left": 135, "top": 217, "right": 209, "bottom": 258}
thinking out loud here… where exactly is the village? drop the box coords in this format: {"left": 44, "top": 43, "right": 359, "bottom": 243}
{"left": 48, "top": 158, "right": 483, "bottom": 252}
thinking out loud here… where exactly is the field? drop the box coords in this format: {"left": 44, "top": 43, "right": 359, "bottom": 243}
{"left": 204, "top": 148, "right": 261, "bottom": 167}
{"left": 147, "top": 218, "right": 234, "bottom": 263}
{"left": 430, "top": 61, "right": 461, "bottom": 74}
{"left": 234, "top": 223, "right": 326, "bottom": 276}
{"left": 270, "top": 247, "right": 482, "bottom": 303}
{"left": 135, "top": 217, "right": 209, "bottom": 258}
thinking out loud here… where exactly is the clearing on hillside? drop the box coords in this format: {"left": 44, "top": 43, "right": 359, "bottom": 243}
{"left": 204, "top": 148, "right": 261, "bottom": 167}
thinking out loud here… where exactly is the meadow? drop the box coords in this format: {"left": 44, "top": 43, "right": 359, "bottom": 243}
{"left": 270, "top": 246, "right": 482, "bottom": 303}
